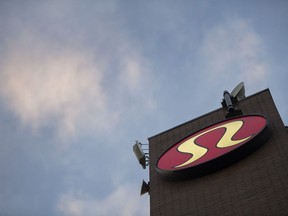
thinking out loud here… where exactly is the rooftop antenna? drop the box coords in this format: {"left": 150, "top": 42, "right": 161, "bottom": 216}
{"left": 231, "top": 82, "right": 245, "bottom": 101}
{"left": 222, "top": 82, "right": 245, "bottom": 118}
{"left": 133, "top": 141, "right": 149, "bottom": 169}
{"left": 140, "top": 180, "right": 150, "bottom": 196}
{"left": 133, "top": 141, "right": 150, "bottom": 196}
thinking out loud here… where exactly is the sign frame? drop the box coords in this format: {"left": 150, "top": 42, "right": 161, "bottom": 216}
{"left": 155, "top": 114, "right": 270, "bottom": 181}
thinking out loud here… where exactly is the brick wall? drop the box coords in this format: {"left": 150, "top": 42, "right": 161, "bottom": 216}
{"left": 148, "top": 89, "right": 288, "bottom": 216}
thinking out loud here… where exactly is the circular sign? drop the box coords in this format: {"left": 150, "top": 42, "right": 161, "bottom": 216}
{"left": 156, "top": 115, "right": 269, "bottom": 181}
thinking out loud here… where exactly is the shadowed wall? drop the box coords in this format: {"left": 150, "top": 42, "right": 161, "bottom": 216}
{"left": 149, "top": 89, "right": 288, "bottom": 216}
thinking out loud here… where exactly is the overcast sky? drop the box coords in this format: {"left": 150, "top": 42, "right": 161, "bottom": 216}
{"left": 0, "top": 1, "right": 287, "bottom": 215}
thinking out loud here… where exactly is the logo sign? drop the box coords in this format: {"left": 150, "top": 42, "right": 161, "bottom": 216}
{"left": 156, "top": 115, "right": 269, "bottom": 181}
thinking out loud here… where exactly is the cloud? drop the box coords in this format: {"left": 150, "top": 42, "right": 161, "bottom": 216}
{"left": 0, "top": 31, "right": 110, "bottom": 138}
{"left": 198, "top": 18, "right": 269, "bottom": 91}
{"left": 0, "top": 25, "right": 155, "bottom": 140}
{"left": 56, "top": 184, "right": 149, "bottom": 216}
{"left": 0, "top": 0, "right": 157, "bottom": 142}
{"left": 117, "top": 50, "right": 156, "bottom": 111}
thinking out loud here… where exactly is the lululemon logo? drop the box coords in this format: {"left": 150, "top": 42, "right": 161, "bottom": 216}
{"left": 156, "top": 115, "right": 268, "bottom": 173}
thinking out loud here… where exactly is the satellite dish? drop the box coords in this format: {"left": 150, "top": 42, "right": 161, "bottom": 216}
{"left": 231, "top": 82, "right": 245, "bottom": 101}
{"left": 140, "top": 180, "right": 150, "bottom": 196}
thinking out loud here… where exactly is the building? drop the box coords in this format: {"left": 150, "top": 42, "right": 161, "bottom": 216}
{"left": 148, "top": 89, "right": 288, "bottom": 216}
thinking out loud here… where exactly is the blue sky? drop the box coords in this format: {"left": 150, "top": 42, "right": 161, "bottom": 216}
{"left": 0, "top": 1, "right": 287, "bottom": 215}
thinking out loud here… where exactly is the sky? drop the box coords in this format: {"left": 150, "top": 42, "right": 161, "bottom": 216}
{"left": 0, "top": 1, "right": 287, "bottom": 215}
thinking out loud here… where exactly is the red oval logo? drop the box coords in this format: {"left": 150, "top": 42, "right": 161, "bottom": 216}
{"left": 156, "top": 115, "right": 269, "bottom": 180}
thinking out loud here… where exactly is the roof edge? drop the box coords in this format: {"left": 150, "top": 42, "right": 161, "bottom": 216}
{"left": 148, "top": 88, "right": 270, "bottom": 140}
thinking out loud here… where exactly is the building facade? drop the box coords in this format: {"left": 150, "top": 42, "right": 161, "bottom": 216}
{"left": 148, "top": 89, "right": 288, "bottom": 216}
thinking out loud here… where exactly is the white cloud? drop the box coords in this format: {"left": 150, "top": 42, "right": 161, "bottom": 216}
{"left": 121, "top": 57, "right": 142, "bottom": 90}
{"left": 117, "top": 51, "right": 156, "bottom": 110}
{"left": 0, "top": 26, "right": 155, "bottom": 140}
{"left": 0, "top": 31, "right": 110, "bottom": 138}
{"left": 57, "top": 184, "right": 149, "bottom": 216}
{"left": 199, "top": 18, "right": 269, "bottom": 91}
